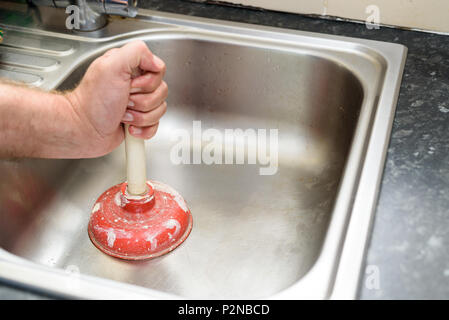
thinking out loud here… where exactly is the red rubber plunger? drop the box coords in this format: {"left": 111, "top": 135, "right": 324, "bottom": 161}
{"left": 88, "top": 180, "right": 192, "bottom": 260}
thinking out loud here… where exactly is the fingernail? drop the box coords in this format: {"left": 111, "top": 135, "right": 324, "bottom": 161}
{"left": 153, "top": 55, "right": 165, "bottom": 69}
{"left": 122, "top": 112, "right": 133, "bottom": 122}
{"left": 127, "top": 100, "right": 135, "bottom": 107}
{"left": 130, "top": 87, "right": 142, "bottom": 93}
{"left": 131, "top": 126, "right": 142, "bottom": 135}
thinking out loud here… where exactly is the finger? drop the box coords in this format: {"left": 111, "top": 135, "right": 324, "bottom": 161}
{"left": 128, "top": 123, "right": 159, "bottom": 140}
{"left": 128, "top": 81, "right": 168, "bottom": 112}
{"left": 122, "top": 101, "right": 167, "bottom": 127}
{"left": 130, "top": 71, "right": 164, "bottom": 93}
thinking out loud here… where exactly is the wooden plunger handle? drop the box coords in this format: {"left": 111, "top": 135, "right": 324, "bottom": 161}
{"left": 125, "top": 123, "right": 148, "bottom": 196}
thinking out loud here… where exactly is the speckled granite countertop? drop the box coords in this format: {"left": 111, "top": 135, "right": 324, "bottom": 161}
{"left": 1, "top": 0, "right": 448, "bottom": 300}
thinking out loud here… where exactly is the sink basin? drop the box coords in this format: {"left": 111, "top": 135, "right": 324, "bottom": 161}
{"left": 0, "top": 5, "right": 406, "bottom": 299}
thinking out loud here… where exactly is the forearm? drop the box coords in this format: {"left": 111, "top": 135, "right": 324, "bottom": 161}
{"left": 0, "top": 82, "right": 88, "bottom": 158}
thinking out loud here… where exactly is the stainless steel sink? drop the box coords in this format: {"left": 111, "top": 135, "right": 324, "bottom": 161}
{"left": 0, "top": 4, "right": 407, "bottom": 299}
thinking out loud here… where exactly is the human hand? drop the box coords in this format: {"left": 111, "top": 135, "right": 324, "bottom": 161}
{"left": 65, "top": 40, "right": 168, "bottom": 157}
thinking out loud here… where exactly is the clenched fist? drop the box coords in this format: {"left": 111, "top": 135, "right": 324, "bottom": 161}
{"left": 65, "top": 40, "right": 168, "bottom": 156}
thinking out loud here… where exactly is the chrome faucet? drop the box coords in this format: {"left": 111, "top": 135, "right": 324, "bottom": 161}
{"left": 29, "top": 0, "right": 138, "bottom": 31}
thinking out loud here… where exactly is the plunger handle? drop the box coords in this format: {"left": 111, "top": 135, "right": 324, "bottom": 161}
{"left": 125, "top": 124, "right": 148, "bottom": 195}
{"left": 124, "top": 67, "right": 149, "bottom": 196}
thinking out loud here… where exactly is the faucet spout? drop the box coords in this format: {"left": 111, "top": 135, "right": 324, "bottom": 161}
{"left": 30, "top": 0, "right": 138, "bottom": 31}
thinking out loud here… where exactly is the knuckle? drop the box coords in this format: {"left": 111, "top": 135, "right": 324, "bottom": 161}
{"left": 153, "top": 106, "right": 166, "bottom": 122}
{"left": 136, "top": 40, "right": 148, "bottom": 50}
{"left": 148, "top": 74, "right": 161, "bottom": 90}
{"left": 141, "top": 113, "right": 154, "bottom": 126}
{"left": 144, "top": 97, "right": 155, "bottom": 110}
{"left": 104, "top": 48, "right": 118, "bottom": 57}
{"left": 138, "top": 41, "right": 152, "bottom": 57}
{"left": 161, "top": 101, "right": 168, "bottom": 114}
{"left": 161, "top": 81, "right": 168, "bottom": 97}
{"left": 92, "top": 57, "right": 109, "bottom": 71}
{"left": 150, "top": 124, "right": 159, "bottom": 137}
{"left": 160, "top": 61, "right": 167, "bottom": 74}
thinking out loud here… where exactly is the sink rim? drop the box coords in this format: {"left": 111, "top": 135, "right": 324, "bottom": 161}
{"left": 0, "top": 7, "right": 407, "bottom": 300}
